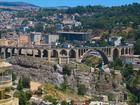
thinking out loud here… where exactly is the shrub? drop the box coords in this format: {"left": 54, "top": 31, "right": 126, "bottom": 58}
{"left": 77, "top": 84, "right": 87, "bottom": 95}
{"left": 22, "top": 76, "right": 31, "bottom": 89}
{"left": 63, "top": 65, "right": 71, "bottom": 76}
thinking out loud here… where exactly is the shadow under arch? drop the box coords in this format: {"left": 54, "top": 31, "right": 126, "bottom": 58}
{"left": 19, "top": 49, "right": 23, "bottom": 55}
{"left": 43, "top": 50, "right": 48, "bottom": 57}
{"left": 35, "top": 49, "right": 41, "bottom": 57}
{"left": 113, "top": 48, "right": 119, "bottom": 61}
{"left": 95, "top": 49, "right": 109, "bottom": 65}
{"left": 69, "top": 49, "right": 76, "bottom": 58}
{"left": 5, "top": 48, "right": 11, "bottom": 58}
{"left": 82, "top": 49, "right": 109, "bottom": 65}
{"left": 51, "top": 50, "right": 58, "bottom": 58}
{"left": 121, "top": 48, "right": 125, "bottom": 55}
{"left": 60, "top": 49, "right": 67, "bottom": 56}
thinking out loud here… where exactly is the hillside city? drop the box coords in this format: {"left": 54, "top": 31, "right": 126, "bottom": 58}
{"left": 0, "top": 1, "right": 140, "bottom": 105}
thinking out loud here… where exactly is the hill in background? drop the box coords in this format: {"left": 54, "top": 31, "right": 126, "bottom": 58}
{"left": 0, "top": 1, "right": 39, "bottom": 10}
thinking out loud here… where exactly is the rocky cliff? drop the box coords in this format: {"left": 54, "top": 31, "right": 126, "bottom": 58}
{"left": 7, "top": 56, "right": 125, "bottom": 101}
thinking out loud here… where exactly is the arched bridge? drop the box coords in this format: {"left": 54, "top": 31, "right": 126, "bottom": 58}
{"left": 0, "top": 46, "right": 134, "bottom": 64}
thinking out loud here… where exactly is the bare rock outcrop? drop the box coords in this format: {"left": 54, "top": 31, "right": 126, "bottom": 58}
{"left": 7, "top": 56, "right": 125, "bottom": 101}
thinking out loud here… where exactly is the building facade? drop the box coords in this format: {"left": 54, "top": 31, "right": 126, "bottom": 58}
{"left": 57, "top": 31, "right": 89, "bottom": 42}
{"left": 0, "top": 60, "right": 19, "bottom": 105}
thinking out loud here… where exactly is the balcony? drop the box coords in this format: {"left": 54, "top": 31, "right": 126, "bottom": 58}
{"left": 0, "top": 72, "right": 12, "bottom": 88}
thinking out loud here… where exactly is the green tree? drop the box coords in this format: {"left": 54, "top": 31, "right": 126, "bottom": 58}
{"left": 12, "top": 72, "right": 17, "bottom": 81}
{"left": 14, "top": 90, "right": 29, "bottom": 105}
{"left": 25, "top": 90, "right": 32, "bottom": 100}
{"left": 77, "top": 84, "right": 87, "bottom": 96}
{"left": 19, "top": 91, "right": 28, "bottom": 105}
{"left": 17, "top": 78, "right": 23, "bottom": 91}
{"left": 34, "top": 22, "right": 44, "bottom": 32}
{"left": 121, "top": 64, "right": 133, "bottom": 80}
{"left": 22, "top": 20, "right": 29, "bottom": 26}
{"left": 134, "top": 39, "right": 140, "bottom": 55}
{"left": 44, "top": 95, "right": 58, "bottom": 105}
{"left": 97, "top": 40, "right": 108, "bottom": 47}
{"left": 59, "top": 82, "right": 69, "bottom": 91}
{"left": 22, "top": 76, "right": 31, "bottom": 89}
{"left": 128, "top": 92, "right": 138, "bottom": 105}
{"left": 63, "top": 65, "right": 71, "bottom": 76}
{"left": 61, "top": 101, "right": 69, "bottom": 105}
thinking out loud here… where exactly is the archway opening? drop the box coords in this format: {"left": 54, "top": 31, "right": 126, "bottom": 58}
{"left": 19, "top": 49, "right": 23, "bottom": 55}
{"left": 51, "top": 50, "right": 58, "bottom": 58}
{"left": 60, "top": 50, "right": 67, "bottom": 56}
{"left": 36, "top": 50, "right": 41, "bottom": 57}
{"left": 96, "top": 50, "right": 109, "bottom": 64}
{"left": 12, "top": 48, "right": 15, "bottom": 56}
{"left": 69, "top": 49, "right": 76, "bottom": 58}
{"left": 113, "top": 48, "right": 119, "bottom": 61}
{"left": 125, "top": 48, "right": 128, "bottom": 55}
{"left": 27, "top": 49, "right": 33, "bottom": 56}
{"left": 5, "top": 48, "right": 11, "bottom": 58}
{"left": 121, "top": 48, "right": 124, "bottom": 55}
{"left": 43, "top": 50, "right": 48, "bottom": 57}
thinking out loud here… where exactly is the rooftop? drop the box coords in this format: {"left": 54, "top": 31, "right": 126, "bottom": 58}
{"left": 0, "top": 60, "right": 12, "bottom": 68}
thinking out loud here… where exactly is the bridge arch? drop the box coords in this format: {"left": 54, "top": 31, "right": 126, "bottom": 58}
{"left": 51, "top": 50, "right": 58, "bottom": 58}
{"left": 69, "top": 49, "right": 76, "bottom": 58}
{"left": 121, "top": 48, "right": 125, "bottom": 55}
{"left": 34, "top": 49, "right": 41, "bottom": 57}
{"left": 43, "top": 50, "right": 48, "bottom": 57}
{"left": 82, "top": 49, "right": 109, "bottom": 65}
{"left": 125, "top": 48, "right": 128, "bottom": 55}
{"left": 12, "top": 48, "right": 16, "bottom": 56}
{"left": 129, "top": 48, "right": 132, "bottom": 55}
{"left": 5, "top": 48, "right": 11, "bottom": 58}
{"left": 113, "top": 48, "right": 119, "bottom": 60}
{"left": 19, "top": 49, "right": 23, "bottom": 55}
{"left": 60, "top": 49, "right": 67, "bottom": 56}
{"left": 95, "top": 49, "right": 109, "bottom": 64}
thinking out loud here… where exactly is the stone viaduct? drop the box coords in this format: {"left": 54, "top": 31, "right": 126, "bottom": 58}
{"left": 0, "top": 46, "right": 134, "bottom": 64}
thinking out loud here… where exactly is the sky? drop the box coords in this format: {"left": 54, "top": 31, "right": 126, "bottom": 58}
{"left": 2, "top": 0, "right": 140, "bottom": 7}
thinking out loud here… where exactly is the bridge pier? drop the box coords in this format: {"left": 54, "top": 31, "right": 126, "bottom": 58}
{"left": 1, "top": 48, "right": 6, "bottom": 59}
{"left": 48, "top": 50, "right": 51, "bottom": 63}
{"left": 76, "top": 49, "right": 79, "bottom": 62}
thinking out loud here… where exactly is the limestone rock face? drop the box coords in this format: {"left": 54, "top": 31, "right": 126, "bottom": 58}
{"left": 8, "top": 56, "right": 125, "bottom": 100}
{"left": 8, "top": 56, "right": 64, "bottom": 85}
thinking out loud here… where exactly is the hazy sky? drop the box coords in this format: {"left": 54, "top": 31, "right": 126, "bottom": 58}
{"left": 3, "top": 0, "right": 140, "bottom": 7}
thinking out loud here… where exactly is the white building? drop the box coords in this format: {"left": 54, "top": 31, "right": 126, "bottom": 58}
{"left": 109, "top": 36, "right": 122, "bottom": 46}
{"left": 43, "top": 34, "right": 59, "bottom": 44}
{"left": 30, "top": 32, "right": 42, "bottom": 45}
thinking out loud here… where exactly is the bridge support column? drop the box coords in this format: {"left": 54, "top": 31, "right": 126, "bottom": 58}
{"left": 131, "top": 48, "right": 134, "bottom": 55}
{"left": 123, "top": 48, "right": 125, "bottom": 55}
{"left": 58, "top": 57, "right": 61, "bottom": 64}
{"left": 33, "top": 50, "right": 35, "bottom": 57}
{"left": 75, "top": 49, "right": 79, "bottom": 62}
{"left": 110, "top": 48, "right": 114, "bottom": 61}
{"left": 2, "top": 52, "right": 6, "bottom": 59}
{"left": 9, "top": 50, "right": 12, "bottom": 58}
{"left": 48, "top": 50, "right": 51, "bottom": 63}
{"left": 40, "top": 50, "right": 43, "bottom": 58}
{"left": 16, "top": 49, "right": 19, "bottom": 56}
{"left": 67, "top": 56, "right": 70, "bottom": 64}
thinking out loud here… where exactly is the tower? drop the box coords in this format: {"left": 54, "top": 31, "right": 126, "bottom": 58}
{"left": 0, "top": 60, "right": 19, "bottom": 105}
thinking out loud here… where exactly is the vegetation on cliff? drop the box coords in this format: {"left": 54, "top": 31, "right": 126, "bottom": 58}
{"left": 111, "top": 59, "right": 140, "bottom": 104}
